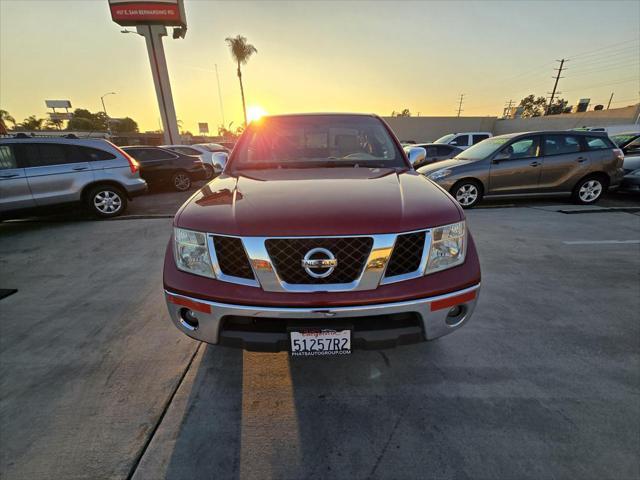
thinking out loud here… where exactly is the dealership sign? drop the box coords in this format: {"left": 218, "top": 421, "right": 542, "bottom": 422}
{"left": 108, "top": 0, "right": 186, "bottom": 26}
{"left": 198, "top": 122, "right": 209, "bottom": 134}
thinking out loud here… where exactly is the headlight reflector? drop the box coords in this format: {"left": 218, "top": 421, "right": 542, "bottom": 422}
{"left": 428, "top": 169, "right": 452, "bottom": 181}
{"left": 174, "top": 228, "right": 214, "bottom": 278}
{"left": 426, "top": 221, "right": 466, "bottom": 273}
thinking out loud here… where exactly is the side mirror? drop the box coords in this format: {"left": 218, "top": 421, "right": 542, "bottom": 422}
{"left": 493, "top": 151, "right": 511, "bottom": 163}
{"left": 213, "top": 152, "right": 228, "bottom": 170}
{"left": 407, "top": 147, "right": 426, "bottom": 166}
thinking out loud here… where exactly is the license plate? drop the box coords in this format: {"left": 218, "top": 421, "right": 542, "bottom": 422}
{"left": 290, "top": 329, "right": 351, "bottom": 356}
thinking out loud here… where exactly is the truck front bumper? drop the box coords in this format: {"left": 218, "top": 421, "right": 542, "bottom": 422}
{"left": 164, "top": 283, "right": 480, "bottom": 352}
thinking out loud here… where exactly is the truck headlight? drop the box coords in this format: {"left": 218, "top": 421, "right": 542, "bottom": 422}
{"left": 428, "top": 169, "right": 452, "bottom": 181}
{"left": 426, "top": 221, "right": 466, "bottom": 274}
{"left": 174, "top": 228, "right": 214, "bottom": 278}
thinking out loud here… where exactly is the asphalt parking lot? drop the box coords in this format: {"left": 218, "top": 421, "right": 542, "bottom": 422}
{"left": 0, "top": 191, "right": 639, "bottom": 479}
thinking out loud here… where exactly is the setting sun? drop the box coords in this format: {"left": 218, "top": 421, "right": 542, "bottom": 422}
{"left": 247, "top": 106, "right": 267, "bottom": 123}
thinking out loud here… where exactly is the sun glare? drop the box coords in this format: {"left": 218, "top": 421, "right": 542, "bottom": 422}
{"left": 247, "top": 106, "right": 267, "bottom": 123}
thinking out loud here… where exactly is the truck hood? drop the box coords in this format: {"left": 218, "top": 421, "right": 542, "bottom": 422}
{"left": 176, "top": 168, "right": 462, "bottom": 236}
{"left": 417, "top": 158, "right": 476, "bottom": 175}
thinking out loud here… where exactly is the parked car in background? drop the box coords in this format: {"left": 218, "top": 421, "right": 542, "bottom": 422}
{"left": 123, "top": 146, "right": 208, "bottom": 192}
{"left": 418, "top": 131, "right": 625, "bottom": 208}
{"left": 216, "top": 141, "right": 236, "bottom": 152}
{"left": 193, "top": 143, "right": 230, "bottom": 154}
{"left": 612, "top": 133, "right": 640, "bottom": 194}
{"left": 0, "top": 135, "right": 146, "bottom": 219}
{"left": 164, "top": 113, "right": 481, "bottom": 355}
{"left": 434, "top": 132, "right": 492, "bottom": 150}
{"left": 162, "top": 144, "right": 225, "bottom": 179}
{"left": 610, "top": 132, "right": 640, "bottom": 155}
{"left": 403, "top": 143, "right": 462, "bottom": 168}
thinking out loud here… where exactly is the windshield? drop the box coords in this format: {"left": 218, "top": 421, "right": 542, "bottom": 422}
{"left": 232, "top": 115, "right": 405, "bottom": 170}
{"left": 610, "top": 134, "right": 638, "bottom": 147}
{"left": 454, "top": 136, "right": 512, "bottom": 160}
{"left": 434, "top": 134, "right": 455, "bottom": 144}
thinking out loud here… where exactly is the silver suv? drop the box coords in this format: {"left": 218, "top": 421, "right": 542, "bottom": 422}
{"left": 0, "top": 135, "right": 147, "bottom": 219}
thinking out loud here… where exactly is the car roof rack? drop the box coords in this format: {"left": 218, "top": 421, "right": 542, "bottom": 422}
{"left": 3, "top": 132, "right": 84, "bottom": 139}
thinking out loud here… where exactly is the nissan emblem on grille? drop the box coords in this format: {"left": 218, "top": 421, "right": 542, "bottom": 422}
{"left": 301, "top": 248, "right": 338, "bottom": 278}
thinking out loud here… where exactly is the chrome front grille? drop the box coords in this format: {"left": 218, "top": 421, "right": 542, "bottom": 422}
{"left": 209, "top": 230, "right": 432, "bottom": 293}
{"left": 265, "top": 237, "right": 374, "bottom": 284}
{"left": 212, "top": 236, "right": 255, "bottom": 280}
{"left": 385, "top": 231, "right": 426, "bottom": 278}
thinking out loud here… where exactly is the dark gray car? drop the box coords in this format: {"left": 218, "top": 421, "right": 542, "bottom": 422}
{"left": 417, "top": 131, "right": 625, "bottom": 208}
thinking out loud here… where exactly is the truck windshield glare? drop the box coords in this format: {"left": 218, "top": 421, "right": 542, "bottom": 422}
{"left": 232, "top": 115, "right": 406, "bottom": 170}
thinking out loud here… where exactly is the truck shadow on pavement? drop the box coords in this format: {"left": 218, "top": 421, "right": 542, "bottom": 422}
{"left": 148, "top": 340, "right": 502, "bottom": 480}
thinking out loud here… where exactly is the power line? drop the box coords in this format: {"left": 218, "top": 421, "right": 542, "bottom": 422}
{"left": 562, "top": 76, "right": 640, "bottom": 92}
{"left": 214, "top": 63, "right": 225, "bottom": 127}
{"left": 566, "top": 60, "right": 640, "bottom": 78}
{"left": 566, "top": 38, "right": 640, "bottom": 60}
{"left": 568, "top": 55, "right": 640, "bottom": 74}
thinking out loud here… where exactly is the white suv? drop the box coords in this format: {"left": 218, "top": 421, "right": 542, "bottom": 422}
{"left": 434, "top": 132, "right": 492, "bottom": 150}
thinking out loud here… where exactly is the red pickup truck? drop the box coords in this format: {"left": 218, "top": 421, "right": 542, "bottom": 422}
{"left": 163, "top": 113, "right": 481, "bottom": 356}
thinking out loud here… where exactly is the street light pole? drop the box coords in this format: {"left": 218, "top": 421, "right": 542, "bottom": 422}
{"left": 100, "top": 92, "right": 116, "bottom": 136}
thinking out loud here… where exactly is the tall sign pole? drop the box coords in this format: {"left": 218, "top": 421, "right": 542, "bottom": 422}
{"left": 137, "top": 25, "right": 180, "bottom": 144}
{"left": 108, "top": 0, "right": 186, "bottom": 144}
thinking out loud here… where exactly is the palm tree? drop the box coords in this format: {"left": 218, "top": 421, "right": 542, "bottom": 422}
{"left": 225, "top": 35, "right": 257, "bottom": 127}
{"left": 20, "top": 115, "right": 44, "bottom": 131}
{"left": 0, "top": 109, "right": 16, "bottom": 128}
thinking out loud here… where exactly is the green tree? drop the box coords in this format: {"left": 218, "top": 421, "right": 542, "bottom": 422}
{"left": 67, "top": 109, "right": 111, "bottom": 131}
{"left": 111, "top": 117, "right": 138, "bottom": 133}
{"left": 46, "top": 118, "right": 64, "bottom": 130}
{"left": 547, "top": 98, "right": 568, "bottom": 115}
{"left": 225, "top": 35, "right": 257, "bottom": 127}
{"left": 20, "top": 115, "right": 45, "bottom": 130}
{"left": 0, "top": 109, "right": 16, "bottom": 128}
{"left": 391, "top": 109, "right": 412, "bottom": 117}
{"left": 518, "top": 95, "right": 548, "bottom": 118}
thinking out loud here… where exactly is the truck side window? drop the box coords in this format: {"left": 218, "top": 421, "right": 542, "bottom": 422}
{"left": 450, "top": 135, "right": 468, "bottom": 147}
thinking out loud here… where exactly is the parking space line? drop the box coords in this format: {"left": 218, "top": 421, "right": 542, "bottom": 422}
{"left": 562, "top": 240, "right": 640, "bottom": 245}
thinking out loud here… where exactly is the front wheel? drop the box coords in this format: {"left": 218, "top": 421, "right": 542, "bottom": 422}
{"left": 573, "top": 176, "right": 606, "bottom": 204}
{"left": 451, "top": 180, "right": 483, "bottom": 208}
{"left": 171, "top": 171, "right": 192, "bottom": 192}
{"left": 87, "top": 185, "right": 127, "bottom": 218}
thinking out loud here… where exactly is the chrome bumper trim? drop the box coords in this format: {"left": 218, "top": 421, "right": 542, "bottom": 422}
{"left": 164, "top": 283, "right": 480, "bottom": 346}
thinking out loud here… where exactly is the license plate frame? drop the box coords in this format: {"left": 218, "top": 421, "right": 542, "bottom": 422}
{"left": 289, "top": 327, "right": 351, "bottom": 356}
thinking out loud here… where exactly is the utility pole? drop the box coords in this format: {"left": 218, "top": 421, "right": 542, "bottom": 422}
{"left": 546, "top": 59, "right": 567, "bottom": 115}
{"left": 215, "top": 63, "right": 226, "bottom": 128}
{"left": 456, "top": 93, "right": 464, "bottom": 117}
{"left": 607, "top": 92, "right": 614, "bottom": 109}
{"left": 503, "top": 99, "right": 513, "bottom": 118}
{"left": 100, "top": 92, "right": 116, "bottom": 136}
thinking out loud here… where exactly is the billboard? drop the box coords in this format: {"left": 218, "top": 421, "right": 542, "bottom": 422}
{"left": 198, "top": 122, "right": 209, "bottom": 134}
{"left": 108, "top": 0, "right": 186, "bottom": 27}
{"left": 45, "top": 100, "right": 72, "bottom": 109}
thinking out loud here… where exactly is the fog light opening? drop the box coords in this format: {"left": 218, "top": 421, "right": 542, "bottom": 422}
{"left": 179, "top": 308, "right": 199, "bottom": 331}
{"left": 445, "top": 304, "right": 467, "bottom": 326}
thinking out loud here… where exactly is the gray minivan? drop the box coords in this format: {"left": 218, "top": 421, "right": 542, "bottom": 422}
{"left": 417, "top": 131, "right": 625, "bottom": 207}
{"left": 0, "top": 135, "right": 147, "bottom": 219}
